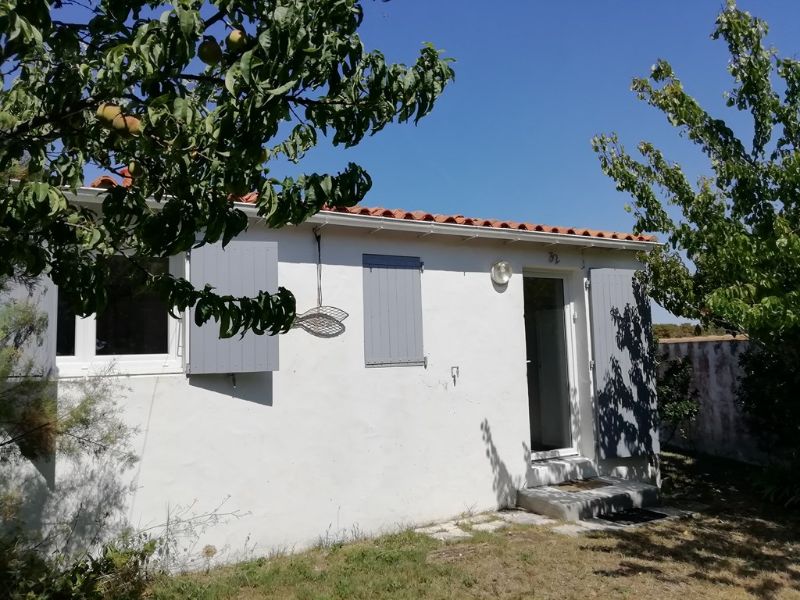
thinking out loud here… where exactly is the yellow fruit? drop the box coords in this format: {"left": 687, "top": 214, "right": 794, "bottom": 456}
{"left": 198, "top": 37, "right": 223, "bottom": 65}
{"left": 96, "top": 103, "right": 122, "bottom": 125}
{"left": 258, "top": 148, "right": 268, "bottom": 163}
{"left": 127, "top": 160, "right": 144, "bottom": 178}
{"left": 226, "top": 29, "right": 246, "bottom": 52}
{"left": 111, "top": 113, "right": 142, "bottom": 137}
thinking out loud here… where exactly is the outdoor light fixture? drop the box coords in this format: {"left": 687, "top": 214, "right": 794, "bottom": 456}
{"left": 490, "top": 260, "right": 513, "bottom": 286}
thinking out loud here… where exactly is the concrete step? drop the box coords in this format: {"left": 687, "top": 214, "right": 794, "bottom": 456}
{"left": 516, "top": 476, "right": 660, "bottom": 522}
{"left": 527, "top": 456, "right": 598, "bottom": 487}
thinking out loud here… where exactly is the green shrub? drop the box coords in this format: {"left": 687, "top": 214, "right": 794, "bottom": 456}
{"left": 738, "top": 338, "right": 800, "bottom": 507}
{"left": 752, "top": 461, "right": 800, "bottom": 508}
{"left": 657, "top": 354, "right": 700, "bottom": 445}
{"left": 0, "top": 533, "right": 157, "bottom": 600}
{"left": 738, "top": 341, "right": 800, "bottom": 461}
{"left": 653, "top": 323, "right": 729, "bottom": 339}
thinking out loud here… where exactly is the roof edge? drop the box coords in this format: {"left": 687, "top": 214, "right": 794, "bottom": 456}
{"left": 303, "top": 208, "right": 658, "bottom": 251}
{"left": 73, "top": 185, "right": 659, "bottom": 251}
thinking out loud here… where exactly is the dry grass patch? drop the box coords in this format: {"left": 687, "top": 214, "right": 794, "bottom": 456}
{"left": 150, "top": 452, "right": 800, "bottom": 600}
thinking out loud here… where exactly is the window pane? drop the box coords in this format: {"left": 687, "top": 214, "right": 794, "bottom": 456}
{"left": 96, "top": 257, "right": 169, "bottom": 355}
{"left": 56, "top": 292, "right": 76, "bottom": 356}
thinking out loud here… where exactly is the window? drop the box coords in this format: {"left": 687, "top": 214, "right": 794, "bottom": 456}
{"left": 56, "top": 256, "right": 179, "bottom": 375}
{"left": 56, "top": 293, "right": 76, "bottom": 357}
{"left": 95, "top": 257, "right": 169, "bottom": 355}
{"left": 362, "top": 254, "right": 424, "bottom": 367}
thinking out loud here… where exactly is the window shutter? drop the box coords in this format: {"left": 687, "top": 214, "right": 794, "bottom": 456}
{"left": 188, "top": 241, "right": 279, "bottom": 374}
{"left": 362, "top": 254, "right": 424, "bottom": 367}
{"left": 3, "top": 277, "right": 57, "bottom": 377}
{"left": 589, "top": 268, "right": 658, "bottom": 459}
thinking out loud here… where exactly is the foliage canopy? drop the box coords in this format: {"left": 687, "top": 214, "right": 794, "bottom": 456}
{"left": 0, "top": 0, "right": 454, "bottom": 336}
{"left": 594, "top": 0, "right": 800, "bottom": 347}
{"left": 596, "top": 1, "right": 800, "bottom": 478}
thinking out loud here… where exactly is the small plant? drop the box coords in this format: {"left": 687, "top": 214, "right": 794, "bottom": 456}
{"left": 0, "top": 532, "right": 158, "bottom": 600}
{"left": 752, "top": 461, "right": 800, "bottom": 508}
{"left": 0, "top": 277, "right": 150, "bottom": 598}
{"left": 657, "top": 354, "right": 700, "bottom": 445}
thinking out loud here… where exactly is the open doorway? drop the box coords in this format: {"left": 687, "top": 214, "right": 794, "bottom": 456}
{"left": 523, "top": 276, "right": 572, "bottom": 452}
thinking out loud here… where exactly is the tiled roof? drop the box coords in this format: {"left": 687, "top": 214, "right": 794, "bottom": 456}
{"left": 88, "top": 175, "right": 656, "bottom": 242}
{"left": 316, "top": 205, "right": 655, "bottom": 242}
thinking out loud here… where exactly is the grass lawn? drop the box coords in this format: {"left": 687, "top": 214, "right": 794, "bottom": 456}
{"left": 150, "top": 451, "right": 800, "bottom": 599}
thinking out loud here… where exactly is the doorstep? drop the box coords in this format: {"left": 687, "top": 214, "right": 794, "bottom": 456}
{"left": 527, "top": 455, "right": 598, "bottom": 487}
{"left": 516, "top": 476, "right": 661, "bottom": 522}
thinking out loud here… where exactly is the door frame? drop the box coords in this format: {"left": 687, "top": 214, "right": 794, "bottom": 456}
{"left": 522, "top": 269, "right": 582, "bottom": 462}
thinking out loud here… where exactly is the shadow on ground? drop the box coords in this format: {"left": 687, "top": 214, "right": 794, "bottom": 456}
{"left": 583, "top": 451, "right": 800, "bottom": 600}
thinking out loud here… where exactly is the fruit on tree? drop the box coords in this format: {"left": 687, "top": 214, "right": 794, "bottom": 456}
{"left": 198, "top": 37, "right": 222, "bottom": 65}
{"left": 111, "top": 113, "right": 142, "bottom": 137}
{"left": 226, "top": 29, "right": 247, "bottom": 52}
{"left": 96, "top": 103, "right": 122, "bottom": 125}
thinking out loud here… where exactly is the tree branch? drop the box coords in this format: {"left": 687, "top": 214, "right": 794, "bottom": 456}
{"left": 1, "top": 96, "right": 102, "bottom": 141}
{"left": 178, "top": 73, "right": 224, "bottom": 85}
{"left": 52, "top": 21, "right": 91, "bottom": 30}
{"left": 203, "top": 9, "right": 226, "bottom": 31}
{"left": 0, "top": 420, "right": 52, "bottom": 449}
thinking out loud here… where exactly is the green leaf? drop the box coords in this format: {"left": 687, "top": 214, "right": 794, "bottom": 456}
{"left": 225, "top": 65, "right": 238, "bottom": 95}
{"left": 178, "top": 8, "right": 195, "bottom": 37}
{"left": 266, "top": 80, "right": 297, "bottom": 96}
{"left": 0, "top": 0, "right": 453, "bottom": 339}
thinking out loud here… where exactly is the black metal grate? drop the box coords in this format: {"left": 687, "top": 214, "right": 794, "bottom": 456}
{"left": 596, "top": 508, "right": 669, "bottom": 525}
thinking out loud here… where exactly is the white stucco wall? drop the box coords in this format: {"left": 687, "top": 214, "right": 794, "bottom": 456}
{"left": 56, "top": 221, "right": 650, "bottom": 564}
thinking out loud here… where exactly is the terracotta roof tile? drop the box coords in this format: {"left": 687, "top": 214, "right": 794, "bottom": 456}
{"left": 317, "top": 205, "right": 656, "bottom": 242}
{"left": 88, "top": 175, "right": 119, "bottom": 189}
{"left": 84, "top": 175, "right": 656, "bottom": 242}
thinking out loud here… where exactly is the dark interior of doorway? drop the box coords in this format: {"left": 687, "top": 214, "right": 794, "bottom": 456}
{"left": 524, "top": 276, "right": 572, "bottom": 452}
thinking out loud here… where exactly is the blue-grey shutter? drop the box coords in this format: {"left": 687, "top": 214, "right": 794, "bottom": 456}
{"left": 362, "top": 254, "right": 424, "bottom": 367}
{"left": 589, "top": 268, "right": 658, "bottom": 459}
{"left": 4, "top": 277, "right": 57, "bottom": 377}
{"left": 188, "top": 241, "right": 279, "bottom": 374}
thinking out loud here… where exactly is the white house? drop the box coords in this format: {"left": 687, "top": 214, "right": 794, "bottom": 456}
{"left": 24, "top": 185, "right": 660, "bottom": 563}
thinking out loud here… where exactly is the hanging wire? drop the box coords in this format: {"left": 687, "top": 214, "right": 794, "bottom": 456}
{"left": 290, "top": 228, "right": 349, "bottom": 338}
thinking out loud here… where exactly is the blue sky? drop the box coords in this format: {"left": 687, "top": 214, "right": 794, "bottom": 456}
{"left": 71, "top": 1, "right": 800, "bottom": 322}
{"left": 302, "top": 0, "right": 800, "bottom": 323}
{"left": 334, "top": 1, "right": 800, "bottom": 229}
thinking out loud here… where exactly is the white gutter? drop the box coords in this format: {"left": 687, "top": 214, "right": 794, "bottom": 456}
{"left": 73, "top": 187, "right": 658, "bottom": 252}
{"left": 301, "top": 209, "right": 658, "bottom": 251}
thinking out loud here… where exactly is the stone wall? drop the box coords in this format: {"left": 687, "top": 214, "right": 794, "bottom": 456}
{"left": 658, "top": 337, "right": 764, "bottom": 463}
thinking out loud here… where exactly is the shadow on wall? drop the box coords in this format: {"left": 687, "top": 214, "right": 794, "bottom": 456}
{"left": 1, "top": 282, "right": 136, "bottom": 559}
{"left": 189, "top": 372, "right": 274, "bottom": 407}
{"left": 595, "top": 279, "right": 658, "bottom": 461}
{"left": 1, "top": 385, "right": 136, "bottom": 559}
{"left": 659, "top": 339, "right": 764, "bottom": 464}
{"left": 480, "top": 419, "right": 530, "bottom": 508}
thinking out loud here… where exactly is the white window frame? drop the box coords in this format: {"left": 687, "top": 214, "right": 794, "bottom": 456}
{"left": 522, "top": 268, "right": 582, "bottom": 463}
{"left": 56, "top": 256, "right": 185, "bottom": 378}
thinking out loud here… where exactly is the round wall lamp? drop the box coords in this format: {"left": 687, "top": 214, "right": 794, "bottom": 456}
{"left": 490, "top": 260, "right": 513, "bottom": 286}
